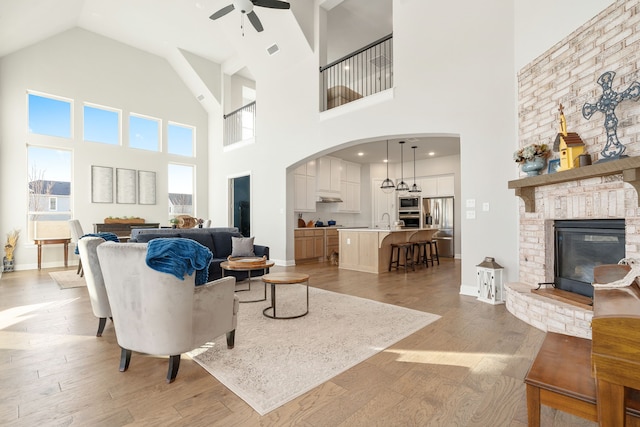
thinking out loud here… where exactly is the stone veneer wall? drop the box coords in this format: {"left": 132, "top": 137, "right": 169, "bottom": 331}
{"left": 517, "top": 0, "right": 640, "bottom": 288}
{"left": 509, "top": 0, "right": 640, "bottom": 336}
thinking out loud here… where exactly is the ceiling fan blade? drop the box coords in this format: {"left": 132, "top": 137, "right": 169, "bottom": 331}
{"left": 210, "top": 4, "right": 235, "bottom": 20}
{"left": 246, "top": 11, "right": 264, "bottom": 32}
{"left": 252, "top": 0, "right": 291, "bottom": 10}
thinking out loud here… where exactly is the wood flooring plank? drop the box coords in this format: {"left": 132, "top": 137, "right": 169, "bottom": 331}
{"left": 0, "top": 259, "right": 584, "bottom": 426}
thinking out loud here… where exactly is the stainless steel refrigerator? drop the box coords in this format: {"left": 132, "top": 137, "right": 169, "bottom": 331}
{"left": 422, "top": 196, "right": 454, "bottom": 257}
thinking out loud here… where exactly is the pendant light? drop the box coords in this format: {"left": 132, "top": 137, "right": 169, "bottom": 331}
{"left": 380, "top": 140, "right": 395, "bottom": 193}
{"left": 409, "top": 145, "right": 422, "bottom": 194}
{"left": 396, "top": 141, "right": 410, "bottom": 194}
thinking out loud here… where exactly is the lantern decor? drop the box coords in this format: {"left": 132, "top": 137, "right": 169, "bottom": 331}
{"left": 476, "top": 256, "right": 504, "bottom": 305}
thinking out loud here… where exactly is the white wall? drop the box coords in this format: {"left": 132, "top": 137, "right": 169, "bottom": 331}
{"left": 208, "top": 0, "right": 519, "bottom": 290}
{"left": 0, "top": 28, "right": 208, "bottom": 270}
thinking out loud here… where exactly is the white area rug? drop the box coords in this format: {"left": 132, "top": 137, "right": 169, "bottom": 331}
{"left": 50, "top": 269, "right": 86, "bottom": 289}
{"left": 188, "top": 284, "right": 440, "bottom": 415}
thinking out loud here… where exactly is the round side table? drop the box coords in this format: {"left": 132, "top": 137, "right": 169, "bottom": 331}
{"left": 261, "top": 272, "right": 309, "bottom": 319}
{"left": 220, "top": 260, "right": 275, "bottom": 303}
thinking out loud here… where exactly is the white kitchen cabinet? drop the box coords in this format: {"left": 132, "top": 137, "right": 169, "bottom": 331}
{"left": 317, "top": 156, "right": 341, "bottom": 195}
{"left": 294, "top": 160, "right": 317, "bottom": 212}
{"left": 337, "top": 161, "right": 361, "bottom": 213}
{"left": 420, "top": 174, "right": 454, "bottom": 197}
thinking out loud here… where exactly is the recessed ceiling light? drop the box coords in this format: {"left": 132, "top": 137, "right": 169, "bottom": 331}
{"left": 428, "top": 152, "right": 435, "bottom": 156}
{"left": 383, "top": 159, "right": 388, "bottom": 163}
{"left": 357, "top": 152, "right": 364, "bottom": 156}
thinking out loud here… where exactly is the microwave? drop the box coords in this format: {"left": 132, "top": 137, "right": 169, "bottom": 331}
{"left": 399, "top": 196, "right": 419, "bottom": 210}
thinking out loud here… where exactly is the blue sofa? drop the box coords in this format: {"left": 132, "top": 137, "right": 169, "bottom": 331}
{"left": 129, "top": 228, "right": 269, "bottom": 282}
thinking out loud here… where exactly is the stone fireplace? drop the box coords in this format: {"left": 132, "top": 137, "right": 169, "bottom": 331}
{"left": 506, "top": 1, "right": 640, "bottom": 339}
{"left": 505, "top": 159, "right": 640, "bottom": 339}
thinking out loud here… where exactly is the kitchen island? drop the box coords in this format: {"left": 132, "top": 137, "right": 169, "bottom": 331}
{"left": 338, "top": 227, "right": 439, "bottom": 273}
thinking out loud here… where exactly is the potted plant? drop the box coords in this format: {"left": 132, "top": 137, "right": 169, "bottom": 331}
{"left": 513, "top": 143, "right": 550, "bottom": 176}
{"left": 3, "top": 229, "right": 20, "bottom": 272}
{"left": 169, "top": 218, "right": 179, "bottom": 229}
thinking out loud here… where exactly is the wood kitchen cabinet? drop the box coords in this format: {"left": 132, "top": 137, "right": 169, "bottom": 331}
{"left": 294, "top": 229, "right": 325, "bottom": 262}
{"left": 325, "top": 228, "right": 339, "bottom": 256}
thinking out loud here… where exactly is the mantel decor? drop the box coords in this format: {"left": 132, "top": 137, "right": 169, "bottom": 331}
{"left": 513, "top": 143, "right": 550, "bottom": 176}
{"left": 507, "top": 156, "right": 640, "bottom": 212}
{"left": 582, "top": 71, "right": 640, "bottom": 161}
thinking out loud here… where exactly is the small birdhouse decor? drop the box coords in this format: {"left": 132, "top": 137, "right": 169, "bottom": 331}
{"left": 477, "top": 257, "right": 504, "bottom": 305}
{"left": 553, "top": 104, "right": 585, "bottom": 171}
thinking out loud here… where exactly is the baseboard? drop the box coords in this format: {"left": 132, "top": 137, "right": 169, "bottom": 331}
{"left": 459, "top": 284, "right": 478, "bottom": 297}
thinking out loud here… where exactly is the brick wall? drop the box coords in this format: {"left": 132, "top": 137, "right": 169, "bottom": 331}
{"left": 516, "top": 0, "right": 640, "bottom": 286}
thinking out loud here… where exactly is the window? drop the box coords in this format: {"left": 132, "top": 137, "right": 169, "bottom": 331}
{"left": 28, "top": 93, "right": 72, "bottom": 138}
{"left": 27, "top": 146, "right": 72, "bottom": 239}
{"left": 84, "top": 104, "right": 120, "bottom": 145}
{"left": 168, "top": 122, "right": 194, "bottom": 156}
{"left": 129, "top": 114, "right": 160, "bottom": 151}
{"left": 168, "top": 164, "right": 194, "bottom": 215}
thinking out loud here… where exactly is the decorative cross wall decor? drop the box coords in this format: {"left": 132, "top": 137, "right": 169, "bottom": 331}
{"left": 582, "top": 71, "right": 640, "bottom": 160}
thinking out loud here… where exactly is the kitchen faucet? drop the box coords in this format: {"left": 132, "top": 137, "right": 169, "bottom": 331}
{"left": 381, "top": 212, "right": 390, "bottom": 229}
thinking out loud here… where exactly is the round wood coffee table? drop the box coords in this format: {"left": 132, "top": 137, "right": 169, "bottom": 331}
{"left": 220, "top": 260, "right": 274, "bottom": 303}
{"left": 261, "top": 272, "right": 309, "bottom": 319}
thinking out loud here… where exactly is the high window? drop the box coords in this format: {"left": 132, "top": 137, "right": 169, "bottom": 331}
{"left": 84, "top": 104, "right": 120, "bottom": 145}
{"left": 168, "top": 122, "right": 194, "bottom": 157}
{"left": 28, "top": 93, "right": 72, "bottom": 138}
{"left": 129, "top": 113, "right": 160, "bottom": 151}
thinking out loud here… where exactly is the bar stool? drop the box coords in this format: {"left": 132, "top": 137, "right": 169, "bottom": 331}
{"left": 426, "top": 240, "right": 440, "bottom": 266}
{"left": 389, "top": 242, "right": 415, "bottom": 272}
{"left": 412, "top": 240, "right": 429, "bottom": 268}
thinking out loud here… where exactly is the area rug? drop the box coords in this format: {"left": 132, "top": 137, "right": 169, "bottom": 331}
{"left": 49, "top": 270, "right": 86, "bottom": 289}
{"left": 188, "top": 285, "right": 440, "bottom": 415}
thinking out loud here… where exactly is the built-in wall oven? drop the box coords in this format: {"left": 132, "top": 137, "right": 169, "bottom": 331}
{"left": 398, "top": 196, "right": 421, "bottom": 228}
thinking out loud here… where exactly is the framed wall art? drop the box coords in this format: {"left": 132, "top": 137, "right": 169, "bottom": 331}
{"left": 116, "top": 168, "right": 137, "bottom": 204}
{"left": 548, "top": 159, "right": 561, "bottom": 174}
{"left": 91, "top": 165, "right": 113, "bottom": 203}
{"left": 138, "top": 170, "right": 156, "bottom": 205}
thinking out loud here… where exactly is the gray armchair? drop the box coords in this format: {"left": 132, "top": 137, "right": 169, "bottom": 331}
{"left": 96, "top": 241, "right": 239, "bottom": 383}
{"left": 78, "top": 236, "right": 112, "bottom": 337}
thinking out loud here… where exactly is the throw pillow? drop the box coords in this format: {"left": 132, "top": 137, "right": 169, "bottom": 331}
{"left": 231, "top": 236, "right": 255, "bottom": 257}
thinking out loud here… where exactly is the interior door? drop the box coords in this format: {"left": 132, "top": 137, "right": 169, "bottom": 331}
{"left": 230, "top": 175, "right": 250, "bottom": 236}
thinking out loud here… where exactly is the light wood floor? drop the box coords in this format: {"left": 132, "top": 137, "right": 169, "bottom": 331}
{"left": 0, "top": 259, "right": 596, "bottom": 426}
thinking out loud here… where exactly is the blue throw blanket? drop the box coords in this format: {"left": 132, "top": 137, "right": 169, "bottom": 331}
{"left": 75, "top": 233, "right": 120, "bottom": 254}
{"left": 145, "top": 238, "right": 212, "bottom": 286}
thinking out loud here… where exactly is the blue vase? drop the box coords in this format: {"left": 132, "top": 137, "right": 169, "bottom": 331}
{"left": 521, "top": 156, "right": 546, "bottom": 176}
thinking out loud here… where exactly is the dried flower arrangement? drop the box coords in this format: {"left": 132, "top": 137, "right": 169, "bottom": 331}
{"left": 4, "top": 229, "right": 20, "bottom": 261}
{"left": 513, "top": 143, "right": 550, "bottom": 163}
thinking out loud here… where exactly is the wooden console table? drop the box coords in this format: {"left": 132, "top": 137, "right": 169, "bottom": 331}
{"left": 93, "top": 222, "right": 160, "bottom": 239}
{"left": 34, "top": 238, "right": 70, "bottom": 270}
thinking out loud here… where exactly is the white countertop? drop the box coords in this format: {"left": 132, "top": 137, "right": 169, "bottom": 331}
{"left": 338, "top": 227, "right": 439, "bottom": 232}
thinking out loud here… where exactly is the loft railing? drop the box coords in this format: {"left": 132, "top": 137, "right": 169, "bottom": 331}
{"left": 223, "top": 101, "right": 256, "bottom": 147}
{"left": 320, "top": 34, "right": 393, "bottom": 111}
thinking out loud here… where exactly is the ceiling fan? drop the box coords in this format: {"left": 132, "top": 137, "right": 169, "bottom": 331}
{"left": 210, "top": 0, "right": 291, "bottom": 33}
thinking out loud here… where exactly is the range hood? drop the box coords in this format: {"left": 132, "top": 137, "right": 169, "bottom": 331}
{"left": 317, "top": 196, "right": 343, "bottom": 203}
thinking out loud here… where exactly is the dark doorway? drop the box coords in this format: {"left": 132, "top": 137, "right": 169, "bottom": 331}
{"left": 231, "top": 175, "right": 250, "bottom": 237}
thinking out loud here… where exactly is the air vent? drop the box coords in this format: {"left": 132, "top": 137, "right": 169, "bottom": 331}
{"left": 267, "top": 43, "right": 280, "bottom": 56}
{"left": 370, "top": 54, "right": 392, "bottom": 68}
{"left": 197, "top": 94, "right": 205, "bottom": 101}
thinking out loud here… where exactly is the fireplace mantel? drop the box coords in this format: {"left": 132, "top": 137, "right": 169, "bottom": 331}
{"left": 507, "top": 156, "right": 640, "bottom": 212}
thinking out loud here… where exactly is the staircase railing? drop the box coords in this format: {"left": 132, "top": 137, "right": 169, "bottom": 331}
{"left": 223, "top": 101, "right": 256, "bottom": 147}
{"left": 320, "top": 34, "right": 393, "bottom": 111}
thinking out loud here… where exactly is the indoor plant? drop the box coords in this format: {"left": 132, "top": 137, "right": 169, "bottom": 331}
{"left": 513, "top": 143, "right": 550, "bottom": 176}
